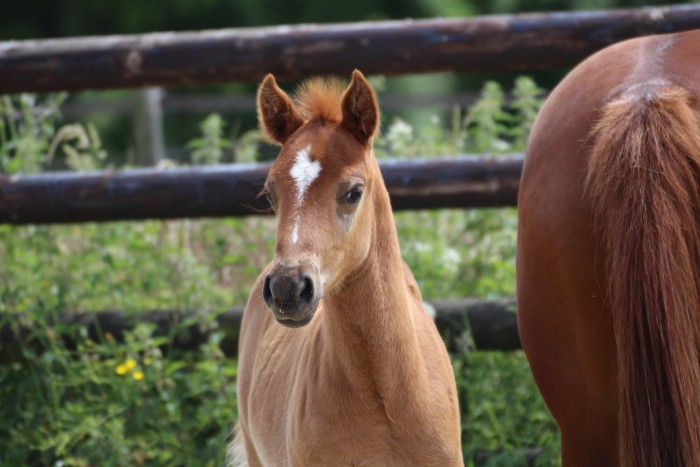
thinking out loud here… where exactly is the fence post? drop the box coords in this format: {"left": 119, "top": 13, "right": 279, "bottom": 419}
{"left": 134, "top": 87, "right": 166, "bottom": 166}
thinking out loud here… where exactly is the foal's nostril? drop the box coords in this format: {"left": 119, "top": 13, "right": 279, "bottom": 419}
{"left": 263, "top": 270, "right": 317, "bottom": 315}
{"left": 263, "top": 274, "right": 273, "bottom": 306}
{"left": 299, "top": 274, "right": 314, "bottom": 305}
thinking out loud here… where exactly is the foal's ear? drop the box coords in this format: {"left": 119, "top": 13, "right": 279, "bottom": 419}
{"left": 257, "top": 74, "right": 304, "bottom": 144}
{"left": 341, "top": 70, "right": 380, "bottom": 143}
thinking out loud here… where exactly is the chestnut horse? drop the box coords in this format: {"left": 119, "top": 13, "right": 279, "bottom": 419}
{"left": 518, "top": 30, "right": 700, "bottom": 466}
{"left": 230, "top": 71, "right": 462, "bottom": 465}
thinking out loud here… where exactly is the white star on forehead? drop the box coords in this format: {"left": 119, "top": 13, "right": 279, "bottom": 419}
{"left": 290, "top": 145, "right": 321, "bottom": 204}
{"left": 289, "top": 145, "right": 321, "bottom": 243}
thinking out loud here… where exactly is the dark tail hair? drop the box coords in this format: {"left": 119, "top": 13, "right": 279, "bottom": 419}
{"left": 587, "top": 86, "right": 700, "bottom": 466}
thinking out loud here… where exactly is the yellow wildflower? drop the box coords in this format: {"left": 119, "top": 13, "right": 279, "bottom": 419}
{"left": 115, "top": 358, "right": 138, "bottom": 376}
{"left": 132, "top": 370, "right": 145, "bottom": 381}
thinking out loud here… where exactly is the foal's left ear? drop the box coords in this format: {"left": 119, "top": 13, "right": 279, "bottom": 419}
{"left": 341, "top": 70, "right": 380, "bottom": 144}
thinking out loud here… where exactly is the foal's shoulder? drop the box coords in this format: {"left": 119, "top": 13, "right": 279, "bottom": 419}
{"left": 401, "top": 260, "right": 423, "bottom": 303}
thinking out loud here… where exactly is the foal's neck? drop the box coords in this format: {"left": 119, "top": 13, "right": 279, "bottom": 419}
{"left": 322, "top": 173, "right": 427, "bottom": 399}
{"left": 326, "top": 175, "right": 410, "bottom": 321}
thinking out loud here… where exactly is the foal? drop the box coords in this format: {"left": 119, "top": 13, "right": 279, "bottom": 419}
{"left": 231, "top": 71, "right": 462, "bottom": 466}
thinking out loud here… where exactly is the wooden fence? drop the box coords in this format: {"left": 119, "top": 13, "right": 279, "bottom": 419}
{"left": 1, "top": 5, "right": 700, "bottom": 224}
{"left": 0, "top": 155, "right": 522, "bottom": 224}
{"left": 0, "top": 299, "right": 519, "bottom": 363}
{"left": 2, "top": 5, "right": 700, "bottom": 93}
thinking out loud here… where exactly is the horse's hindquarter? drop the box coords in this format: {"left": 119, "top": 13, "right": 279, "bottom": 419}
{"left": 517, "top": 37, "right": 648, "bottom": 465}
{"left": 519, "top": 30, "right": 700, "bottom": 465}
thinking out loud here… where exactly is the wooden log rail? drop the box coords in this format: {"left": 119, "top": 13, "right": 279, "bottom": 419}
{"left": 0, "top": 155, "right": 522, "bottom": 224}
{"left": 1, "top": 5, "right": 700, "bottom": 93}
{"left": 0, "top": 299, "right": 519, "bottom": 364}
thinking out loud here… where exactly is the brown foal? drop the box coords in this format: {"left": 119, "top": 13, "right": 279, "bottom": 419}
{"left": 231, "top": 71, "right": 462, "bottom": 466}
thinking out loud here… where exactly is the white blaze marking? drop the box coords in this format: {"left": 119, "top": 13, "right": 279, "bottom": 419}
{"left": 292, "top": 221, "right": 300, "bottom": 244}
{"left": 289, "top": 145, "right": 321, "bottom": 243}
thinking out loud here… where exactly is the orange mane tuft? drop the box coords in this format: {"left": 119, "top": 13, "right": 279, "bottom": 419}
{"left": 294, "top": 77, "right": 346, "bottom": 123}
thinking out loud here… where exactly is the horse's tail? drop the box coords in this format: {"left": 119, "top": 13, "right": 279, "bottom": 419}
{"left": 586, "top": 85, "right": 700, "bottom": 467}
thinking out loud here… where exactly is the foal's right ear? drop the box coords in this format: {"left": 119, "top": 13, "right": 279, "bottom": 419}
{"left": 257, "top": 74, "right": 304, "bottom": 144}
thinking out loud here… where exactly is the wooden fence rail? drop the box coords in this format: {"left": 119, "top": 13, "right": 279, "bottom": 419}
{"left": 1, "top": 5, "right": 700, "bottom": 93}
{"left": 0, "top": 155, "right": 522, "bottom": 224}
{"left": 0, "top": 299, "right": 519, "bottom": 364}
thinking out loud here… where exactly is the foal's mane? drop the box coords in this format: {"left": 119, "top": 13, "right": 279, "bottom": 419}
{"left": 294, "top": 77, "right": 346, "bottom": 124}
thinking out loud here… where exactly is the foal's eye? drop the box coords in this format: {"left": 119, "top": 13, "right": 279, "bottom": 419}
{"left": 259, "top": 189, "right": 274, "bottom": 209}
{"left": 343, "top": 186, "right": 364, "bottom": 205}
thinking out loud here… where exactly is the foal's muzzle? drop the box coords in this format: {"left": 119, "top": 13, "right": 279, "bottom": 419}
{"left": 263, "top": 263, "right": 322, "bottom": 327}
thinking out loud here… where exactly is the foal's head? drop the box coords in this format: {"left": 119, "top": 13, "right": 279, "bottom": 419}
{"left": 257, "top": 70, "right": 380, "bottom": 327}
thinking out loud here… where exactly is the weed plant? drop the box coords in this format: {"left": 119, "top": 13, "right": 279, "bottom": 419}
{"left": 0, "top": 78, "right": 560, "bottom": 466}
